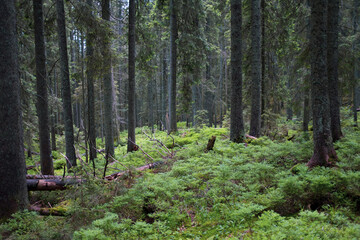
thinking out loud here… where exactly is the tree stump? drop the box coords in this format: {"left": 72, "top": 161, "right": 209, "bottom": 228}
{"left": 204, "top": 136, "right": 216, "bottom": 153}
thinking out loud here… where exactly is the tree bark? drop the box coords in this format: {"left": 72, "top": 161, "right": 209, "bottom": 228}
{"left": 102, "top": 0, "right": 115, "bottom": 158}
{"left": 230, "top": 0, "right": 245, "bottom": 143}
{"left": 327, "top": 0, "right": 342, "bottom": 141}
{"left": 0, "top": 0, "right": 29, "bottom": 219}
{"left": 27, "top": 179, "right": 84, "bottom": 191}
{"left": 86, "top": 0, "right": 97, "bottom": 162}
{"left": 33, "top": 0, "right": 54, "bottom": 175}
{"left": 307, "top": 0, "right": 337, "bottom": 168}
{"left": 56, "top": 0, "right": 76, "bottom": 168}
{"left": 127, "top": 0, "right": 136, "bottom": 152}
{"left": 249, "top": 0, "right": 262, "bottom": 137}
{"left": 168, "top": 0, "right": 178, "bottom": 133}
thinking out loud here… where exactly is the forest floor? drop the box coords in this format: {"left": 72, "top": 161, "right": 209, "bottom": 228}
{"left": 1, "top": 109, "right": 360, "bottom": 239}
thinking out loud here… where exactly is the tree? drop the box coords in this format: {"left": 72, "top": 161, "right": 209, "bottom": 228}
{"left": 33, "top": 0, "right": 54, "bottom": 175}
{"left": 168, "top": 0, "right": 178, "bottom": 133}
{"left": 249, "top": 0, "right": 262, "bottom": 137}
{"left": 86, "top": 0, "right": 97, "bottom": 162}
{"left": 0, "top": 0, "right": 29, "bottom": 219}
{"left": 328, "top": 0, "right": 342, "bottom": 141}
{"left": 307, "top": 0, "right": 337, "bottom": 168}
{"left": 230, "top": 0, "right": 245, "bottom": 143}
{"left": 102, "top": 0, "right": 115, "bottom": 157}
{"left": 127, "top": 0, "right": 136, "bottom": 152}
{"left": 56, "top": 0, "right": 76, "bottom": 168}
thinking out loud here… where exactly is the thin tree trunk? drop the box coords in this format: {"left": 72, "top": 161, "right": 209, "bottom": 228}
{"left": 102, "top": 0, "right": 114, "bottom": 158}
{"left": 328, "top": 0, "right": 342, "bottom": 141}
{"left": 56, "top": 0, "right": 76, "bottom": 168}
{"left": 249, "top": 0, "right": 262, "bottom": 137}
{"left": 127, "top": 0, "right": 136, "bottom": 152}
{"left": 230, "top": 0, "right": 245, "bottom": 143}
{"left": 168, "top": 0, "right": 178, "bottom": 133}
{"left": 33, "top": 0, "right": 54, "bottom": 175}
{"left": 261, "top": 0, "right": 266, "bottom": 129}
{"left": 0, "top": 0, "right": 29, "bottom": 219}
{"left": 86, "top": 0, "right": 97, "bottom": 162}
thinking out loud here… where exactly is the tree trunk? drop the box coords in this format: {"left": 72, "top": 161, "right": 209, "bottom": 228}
{"left": 328, "top": 0, "right": 342, "bottom": 141}
{"left": 307, "top": 0, "right": 337, "bottom": 168}
{"left": 249, "top": 0, "right": 262, "bottom": 137}
{"left": 0, "top": 0, "right": 29, "bottom": 219}
{"left": 168, "top": 0, "right": 178, "bottom": 133}
{"left": 56, "top": 0, "right": 76, "bottom": 168}
{"left": 87, "top": 0, "right": 97, "bottom": 162}
{"left": 102, "top": 0, "right": 115, "bottom": 158}
{"left": 33, "top": 0, "right": 54, "bottom": 175}
{"left": 261, "top": 0, "right": 266, "bottom": 129}
{"left": 127, "top": 0, "right": 136, "bottom": 152}
{"left": 230, "top": 0, "right": 245, "bottom": 143}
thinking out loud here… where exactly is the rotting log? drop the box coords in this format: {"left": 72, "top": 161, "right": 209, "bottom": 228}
{"left": 30, "top": 205, "right": 66, "bottom": 216}
{"left": 204, "top": 136, "right": 216, "bottom": 153}
{"left": 27, "top": 179, "right": 84, "bottom": 191}
{"left": 105, "top": 161, "right": 165, "bottom": 180}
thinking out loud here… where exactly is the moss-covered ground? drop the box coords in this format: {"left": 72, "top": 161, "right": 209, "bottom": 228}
{"left": 1, "top": 111, "right": 360, "bottom": 239}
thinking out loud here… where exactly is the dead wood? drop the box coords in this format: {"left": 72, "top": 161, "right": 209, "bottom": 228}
{"left": 204, "top": 136, "right": 216, "bottom": 153}
{"left": 29, "top": 205, "right": 66, "bottom": 216}
{"left": 105, "top": 161, "right": 165, "bottom": 180}
{"left": 27, "top": 179, "right": 84, "bottom": 191}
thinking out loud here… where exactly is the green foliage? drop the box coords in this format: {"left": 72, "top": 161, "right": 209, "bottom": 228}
{"left": 3, "top": 120, "right": 360, "bottom": 239}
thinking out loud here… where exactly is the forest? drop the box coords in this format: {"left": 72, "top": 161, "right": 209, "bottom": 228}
{"left": 1, "top": 0, "right": 360, "bottom": 239}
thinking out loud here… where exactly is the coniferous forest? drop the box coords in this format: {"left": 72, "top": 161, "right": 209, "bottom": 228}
{"left": 1, "top": 0, "right": 360, "bottom": 238}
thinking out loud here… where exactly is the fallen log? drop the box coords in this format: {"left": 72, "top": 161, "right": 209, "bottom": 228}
{"left": 29, "top": 205, "right": 66, "bottom": 216}
{"left": 27, "top": 179, "right": 84, "bottom": 191}
{"left": 105, "top": 161, "right": 165, "bottom": 180}
{"left": 27, "top": 161, "right": 165, "bottom": 190}
{"left": 26, "top": 174, "right": 80, "bottom": 179}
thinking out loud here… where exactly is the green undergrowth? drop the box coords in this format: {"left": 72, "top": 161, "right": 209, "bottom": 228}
{"left": 2, "top": 119, "right": 360, "bottom": 239}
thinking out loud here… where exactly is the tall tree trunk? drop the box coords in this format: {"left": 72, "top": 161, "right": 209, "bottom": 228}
{"left": 161, "top": 48, "right": 168, "bottom": 131}
{"left": 102, "top": 0, "right": 114, "bottom": 157}
{"left": 307, "top": 0, "right": 337, "bottom": 168}
{"left": 249, "top": 0, "right": 262, "bottom": 137}
{"left": 168, "top": 0, "right": 178, "bottom": 133}
{"left": 86, "top": 0, "right": 97, "bottom": 162}
{"left": 0, "top": 0, "right": 29, "bottom": 219}
{"left": 33, "top": 0, "right": 54, "bottom": 175}
{"left": 230, "top": 0, "right": 245, "bottom": 143}
{"left": 261, "top": 0, "right": 266, "bottom": 128}
{"left": 328, "top": 0, "right": 342, "bottom": 141}
{"left": 353, "top": 0, "right": 359, "bottom": 127}
{"left": 56, "top": 0, "right": 76, "bottom": 168}
{"left": 127, "top": 0, "right": 136, "bottom": 152}
{"left": 303, "top": 87, "right": 310, "bottom": 132}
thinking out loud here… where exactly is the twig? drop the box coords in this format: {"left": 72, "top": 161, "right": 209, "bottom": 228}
{"left": 142, "top": 129, "right": 173, "bottom": 157}
{"left": 127, "top": 138, "right": 155, "bottom": 163}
